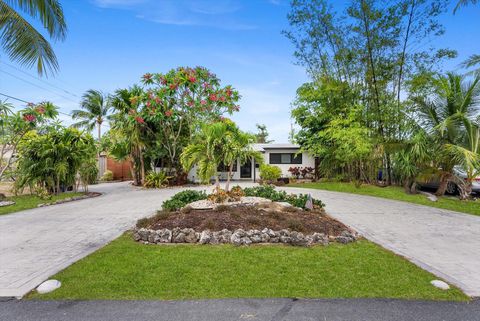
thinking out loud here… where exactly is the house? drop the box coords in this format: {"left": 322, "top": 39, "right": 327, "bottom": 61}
{"left": 187, "top": 143, "right": 315, "bottom": 182}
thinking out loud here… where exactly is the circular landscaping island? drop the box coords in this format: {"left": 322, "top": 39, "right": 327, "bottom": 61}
{"left": 134, "top": 185, "right": 358, "bottom": 246}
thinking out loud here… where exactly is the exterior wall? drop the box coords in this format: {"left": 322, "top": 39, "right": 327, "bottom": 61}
{"left": 106, "top": 157, "right": 132, "bottom": 181}
{"left": 261, "top": 148, "right": 315, "bottom": 178}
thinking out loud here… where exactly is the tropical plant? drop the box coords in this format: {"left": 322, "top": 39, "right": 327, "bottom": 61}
{"left": 144, "top": 171, "right": 172, "bottom": 188}
{"left": 139, "top": 66, "right": 240, "bottom": 177}
{"left": 254, "top": 123, "right": 273, "bottom": 143}
{"left": 78, "top": 158, "right": 98, "bottom": 192}
{"left": 0, "top": 0, "right": 67, "bottom": 76}
{"left": 15, "top": 125, "right": 97, "bottom": 195}
{"left": 259, "top": 164, "right": 282, "bottom": 182}
{"left": 100, "top": 170, "right": 113, "bottom": 181}
{"left": 414, "top": 73, "right": 480, "bottom": 198}
{"left": 109, "top": 86, "right": 149, "bottom": 185}
{"left": 0, "top": 101, "right": 58, "bottom": 180}
{"left": 221, "top": 120, "right": 263, "bottom": 191}
{"left": 285, "top": 0, "right": 455, "bottom": 185}
{"left": 454, "top": 0, "right": 478, "bottom": 13}
{"left": 243, "top": 185, "right": 325, "bottom": 209}
{"left": 288, "top": 167, "right": 301, "bottom": 179}
{"left": 180, "top": 121, "right": 228, "bottom": 188}
{"left": 72, "top": 89, "right": 111, "bottom": 141}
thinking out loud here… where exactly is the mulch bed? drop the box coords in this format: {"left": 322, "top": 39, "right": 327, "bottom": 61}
{"left": 141, "top": 204, "right": 348, "bottom": 236}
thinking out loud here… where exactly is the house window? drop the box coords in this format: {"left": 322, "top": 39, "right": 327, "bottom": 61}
{"left": 269, "top": 153, "right": 302, "bottom": 164}
{"left": 218, "top": 162, "right": 237, "bottom": 172}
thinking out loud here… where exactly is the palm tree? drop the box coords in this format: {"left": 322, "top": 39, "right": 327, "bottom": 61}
{"left": 454, "top": 0, "right": 478, "bottom": 13}
{"left": 223, "top": 127, "right": 263, "bottom": 191}
{"left": 180, "top": 122, "right": 228, "bottom": 190}
{"left": 72, "top": 90, "right": 110, "bottom": 141}
{"left": 109, "top": 86, "right": 147, "bottom": 185}
{"left": 415, "top": 73, "right": 480, "bottom": 198}
{"left": 0, "top": 0, "right": 67, "bottom": 76}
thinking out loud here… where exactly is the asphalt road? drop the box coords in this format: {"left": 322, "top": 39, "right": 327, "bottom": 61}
{"left": 1, "top": 298, "right": 479, "bottom": 321}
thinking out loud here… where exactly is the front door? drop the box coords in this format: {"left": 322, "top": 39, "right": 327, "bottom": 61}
{"left": 240, "top": 159, "right": 252, "bottom": 178}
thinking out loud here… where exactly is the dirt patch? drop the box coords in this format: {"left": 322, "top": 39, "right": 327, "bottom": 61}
{"left": 140, "top": 203, "right": 348, "bottom": 236}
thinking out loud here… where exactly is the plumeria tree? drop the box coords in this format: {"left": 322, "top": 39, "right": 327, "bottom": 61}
{"left": 135, "top": 66, "right": 240, "bottom": 178}
{"left": 0, "top": 101, "right": 58, "bottom": 180}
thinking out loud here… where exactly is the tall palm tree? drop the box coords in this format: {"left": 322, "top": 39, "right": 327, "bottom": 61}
{"left": 415, "top": 73, "right": 480, "bottom": 198}
{"left": 0, "top": 0, "right": 67, "bottom": 76}
{"left": 72, "top": 89, "right": 110, "bottom": 141}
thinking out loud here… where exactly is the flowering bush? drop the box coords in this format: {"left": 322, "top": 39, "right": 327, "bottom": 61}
{"left": 124, "top": 67, "right": 241, "bottom": 180}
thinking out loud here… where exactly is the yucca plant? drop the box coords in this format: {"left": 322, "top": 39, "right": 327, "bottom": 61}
{"left": 144, "top": 171, "right": 172, "bottom": 189}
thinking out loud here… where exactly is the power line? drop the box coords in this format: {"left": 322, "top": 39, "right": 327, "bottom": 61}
{"left": 0, "top": 92, "right": 72, "bottom": 117}
{"left": 0, "top": 92, "right": 110, "bottom": 129}
{"left": 0, "top": 69, "right": 80, "bottom": 104}
{"left": 0, "top": 61, "right": 80, "bottom": 98}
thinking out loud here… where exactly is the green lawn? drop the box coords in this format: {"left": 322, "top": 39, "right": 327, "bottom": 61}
{"left": 29, "top": 234, "right": 467, "bottom": 301}
{"left": 0, "top": 192, "right": 84, "bottom": 216}
{"left": 290, "top": 182, "right": 480, "bottom": 217}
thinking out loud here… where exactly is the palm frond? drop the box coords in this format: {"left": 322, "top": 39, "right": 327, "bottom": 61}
{"left": 4, "top": 0, "right": 67, "bottom": 40}
{"left": 0, "top": 1, "right": 64, "bottom": 75}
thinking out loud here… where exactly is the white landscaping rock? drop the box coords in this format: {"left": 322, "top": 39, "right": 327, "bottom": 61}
{"left": 36, "top": 279, "right": 61, "bottom": 294}
{"left": 0, "top": 201, "right": 15, "bottom": 207}
{"left": 431, "top": 280, "right": 450, "bottom": 290}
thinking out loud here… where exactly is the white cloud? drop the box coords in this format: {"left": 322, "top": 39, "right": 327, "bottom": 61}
{"left": 91, "top": 0, "right": 256, "bottom": 30}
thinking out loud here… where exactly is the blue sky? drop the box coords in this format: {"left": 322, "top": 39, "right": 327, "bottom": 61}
{"left": 0, "top": 0, "right": 479, "bottom": 142}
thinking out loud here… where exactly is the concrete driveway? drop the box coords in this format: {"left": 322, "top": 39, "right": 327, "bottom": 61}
{"left": 0, "top": 182, "right": 479, "bottom": 298}
{"left": 0, "top": 182, "right": 210, "bottom": 298}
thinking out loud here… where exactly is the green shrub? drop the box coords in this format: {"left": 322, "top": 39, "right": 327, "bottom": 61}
{"left": 243, "top": 185, "right": 325, "bottom": 209}
{"left": 144, "top": 171, "right": 172, "bottom": 188}
{"left": 259, "top": 164, "right": 282, "bottom": 182}
{"left": 162, "top": 190, "right": 207, "bottom": 211}
{"left": 100, "top": 170, "right": 114, "bottom": 181}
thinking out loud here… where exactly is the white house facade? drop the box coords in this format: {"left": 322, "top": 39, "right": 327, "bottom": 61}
{"left": 187, "top": 143, "right": 315, "bottom": 183}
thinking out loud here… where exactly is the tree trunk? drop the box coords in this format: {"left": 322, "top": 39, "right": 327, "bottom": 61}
{"left": 410, "top": 181, "right": 418, "bottom": 194}
{"left": 225, "top": 163, "right": 234, "bottom": 192}
{"left": 139, "top": 148, "right": 145, "bottom": 186}
{"left": 456, "top": 178, "right": 471, "bottom": 200}
{"left": 214, "top": 175, "right": 220, "bottom": 192}
{"left": 435, "top": 173, "right": 451, "bottom": 196}
{"left": 403, "top": 178, "right": 411, "bottom": 193}
{"left": 129, "top": 159, "right": 137, "bottom": 185}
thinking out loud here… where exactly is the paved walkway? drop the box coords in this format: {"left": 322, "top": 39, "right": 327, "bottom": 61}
{"left": 1, "top": 298, "right": 479, "bottom": 321}
{"left": 0, "top": 182, "right": 479, "bottom": 298}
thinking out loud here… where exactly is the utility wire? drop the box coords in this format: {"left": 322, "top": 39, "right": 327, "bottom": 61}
{"left": 0, "top": 61, "right": 79, "bottom": 98}
{"left": 0, "top": 92, "right": 110, "bottom": 129}
{"left": 0, "top": 69, "right": 80, "bottom": 104}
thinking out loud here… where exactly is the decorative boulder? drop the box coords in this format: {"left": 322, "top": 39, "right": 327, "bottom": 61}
{"left": 155, "top": 229, "right": 172, "bottom": 243}
{"left": 37, "top": 280, "right": 61, "bottom": 294}
{"left": 199, "top": 230, "right": 212, "bottom": 244}
{"left": 431, "top": 280, "right": 450, "bottom": 290}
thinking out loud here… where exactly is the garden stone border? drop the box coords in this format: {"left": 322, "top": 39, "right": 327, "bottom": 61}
{"left": 133, "top": 227, "right": 358, "bottom": 247}
{"left": 37, "top": 192, "right": 102, "bottom": 208}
